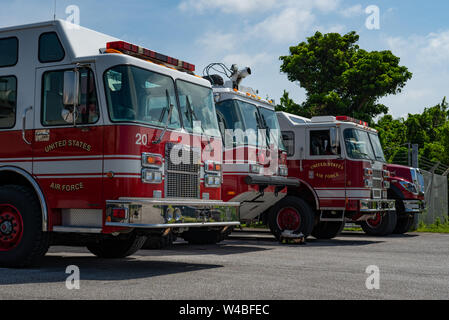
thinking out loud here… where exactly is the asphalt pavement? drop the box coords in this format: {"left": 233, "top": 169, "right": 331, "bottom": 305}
{"left": 0, "top": 231, "right": 448, "bottom": 300}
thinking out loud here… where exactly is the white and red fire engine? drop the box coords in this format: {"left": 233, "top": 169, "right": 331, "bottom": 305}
{"left": 202, "top": 65, "right": 299, "bottom": 235}
{"left": 0, "top": 20, "right": 240, "bottom": 267}
{"left": 273, "top": 112, "right": 396, "bottom": 239}
{"left": 383, "top": 164, "right": 425, "bottom": 234}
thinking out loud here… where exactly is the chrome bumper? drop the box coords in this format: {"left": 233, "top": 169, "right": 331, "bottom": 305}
{"left": 359, "top": 199, "right": 396, "bottom": 212}
{"left": 105, "top": 198, "right": 240, "bottom": 229}
{"left": 402, "top": 199, "right": 425, "bottom": 213}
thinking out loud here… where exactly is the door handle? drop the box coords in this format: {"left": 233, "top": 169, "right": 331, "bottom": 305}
{"left": 22, "top": 106, "right": 33, "bottom": 145}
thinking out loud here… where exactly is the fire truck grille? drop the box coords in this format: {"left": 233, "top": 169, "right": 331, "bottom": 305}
{"left": 373, "top": 169, "right": 383, "bottom": 179}
{"left": 166, "top": 172, "right": 199, "bottom": 198}
{"left": 165, "top": 143, "right": 200, "bottom": 198}
{"left": 372, "top": 169, "right": 383, "bottom": 190}
{"left": 372, "top": 179, "right": 383, "bottom": 189}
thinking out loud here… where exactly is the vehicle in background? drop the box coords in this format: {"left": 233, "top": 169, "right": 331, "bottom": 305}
{"left": 0, "top": 20, "right": 239, "bottom": 267}
{"left": 275, "top": 112, "right": 395, "bottom": 239}
{"left": 181, "top": 63, "right": 299, "bottom": 244}
{"left": 384, "top": 164, "right": 425, "bottom": 234}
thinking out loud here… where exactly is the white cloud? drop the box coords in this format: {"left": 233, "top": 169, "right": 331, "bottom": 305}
{"left": 380, "top": 30, "right": 449, "bottom": 117}
{"left": 339, "top": 4, "right": 363, "bottom": 18}
{"left": 178, "top": 0, "right": 278, "bottom": 14}
{"left": 222, "top": 52, "right": 271, "bottom": 68}
{"left": 314, "top": 24, "right": 346, "bottom": 34}
{"left": 421, "top": 30, "right": 449, "bottom": 64}
{"left": 249, "top": 8, "right": 316, "bottom": 43}
{"left": 179, "top": 0, "right": 340, "bottom": 15}
{"left": 196, "top": 32, "right": 237, "bottom": 55}
{"left": 386, "top": 30, "right": 449, "bottom": 67}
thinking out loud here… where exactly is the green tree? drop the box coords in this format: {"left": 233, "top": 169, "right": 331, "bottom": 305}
{"left": 279, "top": 31, "right": 412, "bottom": 122}
{"left": 374, "top": 115, "right": 407, "bottom": 162}
{"left": 375, "top": 97, "right": 449, "bottom": 165}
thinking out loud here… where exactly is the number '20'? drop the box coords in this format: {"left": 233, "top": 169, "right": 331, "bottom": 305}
{"left": 135, "top": 133, "right": 148, "bottom": 145}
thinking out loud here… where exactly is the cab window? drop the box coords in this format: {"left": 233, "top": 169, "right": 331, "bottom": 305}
{"left": 0, "top": 76, "right": 17, "bottom": 128}
{"left": 42, "top": 68, "right": 99, "bottom": 126}
{"left": 39, "top": 32, "right": 65, "bottom": 63}
{"left": 282, "top": 131, "right": 294, "bottom": 157}
{"left": 0, "top": 37, "right": 18, "bottom": 67}
{"left": 310, "top": 130, "right": 333, "bottom": 156}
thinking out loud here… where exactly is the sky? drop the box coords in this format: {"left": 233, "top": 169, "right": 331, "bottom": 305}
{"left": 1, "top": 0, "right": 449, "bottom": 119}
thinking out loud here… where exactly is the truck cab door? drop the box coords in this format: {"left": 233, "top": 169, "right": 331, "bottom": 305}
{"left": 32, "top": 65, "right": 104, "bottom": 226}
{"left": 305, "top": 127, "right": 345, "bottom": 209}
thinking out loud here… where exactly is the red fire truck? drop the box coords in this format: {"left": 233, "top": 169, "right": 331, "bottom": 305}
{"left": 274, "top": 112, "right": 396, "bottom": 239}
{"left": 381, "top": 164, "right": 425, "bottom": 234}
{"left": 199, "top": 65, "right": 299, "bottom": 241}
{"left": 0, "top": 20, "right": 240, "bottom": 267}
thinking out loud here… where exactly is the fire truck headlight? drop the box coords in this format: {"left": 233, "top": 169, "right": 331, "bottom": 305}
{"left": 383, "top": 169, "right": 391, "bottom": 177}
{"left": 166, "top": 207, "right": 174, "bottom": 221}
{"left": 250, "top": 164, "right": 262, "bottom": 174}
{"left": 142, "top": 153, "right": 163, "bottom": 168}
{"left": 279, "top": 166, "right": 288, "bottom": 176}
{"left": 174, "top": 208, "right": 182, "bottom": 221}
{"left": 399, "top": 181, "right": 418, "bottom": 194}
{"left": 142, "top": 169, "right": 163, "bottom": 184}
{"left": 383, "top": 181, "right": 390, "bottom": 189}
{"left": 364, "top": 179, "right": 373, "bottom": 188}
{"left": 364, "top": 168, "right": 373, "bottom": 177}
{"left": 205, "top": 175, "right": 221, "bottom": 188}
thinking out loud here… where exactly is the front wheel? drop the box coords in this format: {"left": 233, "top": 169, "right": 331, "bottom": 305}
{"left": 393, "top": 215, "right": 415, "bottom": 234}
{"left": 86, "top": 233, "right": 147, "bottom": 258}
{"left": 268, "top": 196, "right": 314, "bottom": 240}
{"left": 361, "top": 211, "right": 397, "bottom": 236}
{"left": 0, "top": 185, "right": 49, "bottom": 268}
{"left": 312, "top": 221, "right": 345, "bottom": 239}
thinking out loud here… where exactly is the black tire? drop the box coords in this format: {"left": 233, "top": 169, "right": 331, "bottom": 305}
{"left": 86, "top": 233, "right": 147, "bottom": 258}
{"left": 393, "top": 215, "right": 415, "bottom": 234}
{"left": 361, "top": 211, "right": 397, "bottom": 236}
{"left": 0, "top": 185, "right": 50, "bottom": 268}
{"left": 268, "top": 196, "right": 314, "bottom": 241}
{"left": 143, "top": 231, "right": 175, "bottom": 249}
{"left": 181, "top": 229, "right": 221, "bottom": 245}
{"left": 312, "top": 221, "right": 345, "bottom": 239}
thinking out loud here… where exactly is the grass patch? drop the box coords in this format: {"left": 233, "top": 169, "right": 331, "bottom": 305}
{"left": 240, "top": 221, "right": 268, "bottom": 229}
{"left": 416, "top": 218, "right": 449, "bottom": 233}
{"left": 344, "top": 227, "right": 363, "bottom": 232}
{"left": 241, "top": 219, "right": 449, "bottom": 233}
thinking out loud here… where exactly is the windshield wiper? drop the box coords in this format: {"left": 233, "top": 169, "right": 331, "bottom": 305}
{"left": 153, "top": 89, "right": 174, "bottom": 145}
{"left": 358, "top": 152, "right": 374, "bottom": 161}
{"left": 256, "top": 110, "right": 270, "bottom": 148}
{"left": 186, "top": 96, "right": 212, "bottom": 146}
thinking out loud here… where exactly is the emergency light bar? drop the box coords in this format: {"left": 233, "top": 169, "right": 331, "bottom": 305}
{"left": 336, "top": 116, "right": 368, "bottom": 127}
{"left": 106, "top": 41, "right": 195, "bottom": 72}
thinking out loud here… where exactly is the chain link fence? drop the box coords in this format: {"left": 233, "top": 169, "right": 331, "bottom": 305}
{"left": 420, "top": 169, "right": 448, "bottom": 225}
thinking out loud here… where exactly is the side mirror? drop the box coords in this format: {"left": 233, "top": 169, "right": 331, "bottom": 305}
{"left": 330, "top": 127, "right": 340, "bottom": 155}
{"left": 62, "top": 70, "right": 80, "bottom": 124}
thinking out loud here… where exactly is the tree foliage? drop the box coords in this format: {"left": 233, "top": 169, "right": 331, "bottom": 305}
{"left": 375, "top": 98, "right": 449, "bottom": 164}
{"left": 278, "top": 31, "right": 412, "bottom": 123}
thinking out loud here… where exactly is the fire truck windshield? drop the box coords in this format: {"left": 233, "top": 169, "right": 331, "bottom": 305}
{"left": 177, "top": 79, "right": 221, "bottom": 137}
{"left": 104, "top": 65, "right": 181, "bottom": 129}
{"left": 368, "top": 132, "right": 386, "bottom": 162}
{"left": 104, "top": 65, "right": 220, "bottom": 137}
{"left": 216, "top": 99, "right": 280, "bottom": 148}
{"left": 258, "top": 107, "right": 286, "bottom": 151}
{"left": 343, "top": 128, "right": 376, "bottom": 161}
